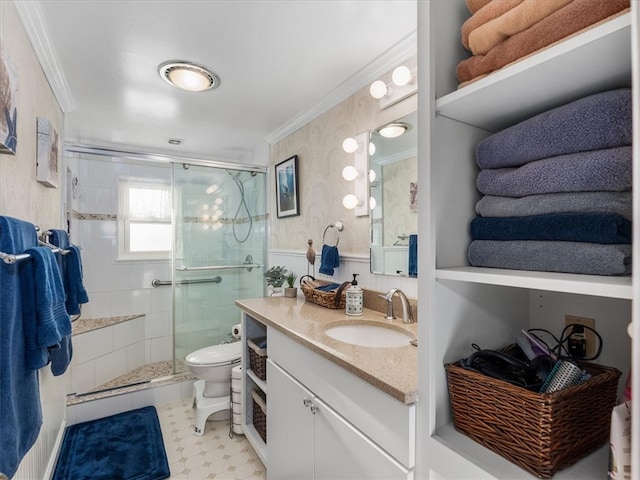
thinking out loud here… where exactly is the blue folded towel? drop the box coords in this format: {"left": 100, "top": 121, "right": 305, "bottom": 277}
{"left": 64, "top": 245, "right": 89, "bottom": 315}
{"left": 476, "top": 147, "right": 632, "bottom": 197}
{"left": 470, "top": 213, "right": 632, "bottom": 244}
{"left": 408, "top": 234, "right": 418, "bottom": 277}
{"left": 319, "top": 244, "right": 340, "bottom": 276}
{"left": 0, "top": 216, "right": 42, "bottom": 478}
{"left": 20, "top": 247, "right": 72, "bottom": 371}
{"left": 476, "top": 192, "right": 633, "bottom": 221}
{"left": 476, "top": 89, "right": 632, "bottom": 169}
{"left": 315, "top": 282, "right": 342, "bottom": 292}
{"left": 468, "top": 240, "right": 631, "bottom": 276}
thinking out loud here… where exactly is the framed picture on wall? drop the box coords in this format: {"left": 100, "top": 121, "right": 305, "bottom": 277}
{"left": 275, "top": 155, "right": 299, "bottom": 218}
{"left": 36, "top": 117, "right": 60, "bottom": 188}
{"left": 0, "top": 46, "right": 18, "bottom": 155}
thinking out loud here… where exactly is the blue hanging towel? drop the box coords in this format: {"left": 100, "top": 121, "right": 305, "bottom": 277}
{"left": 0, "top": 216, "right": 42, "bottom": 478}
{"left": 319, "top": 244, "right": 340, "bottom": 276}
{"left": 64, "top": 245, "right": 89, "bottom": 315}
{"left": 408, "top": 235, "right": 418, "bottom": 277}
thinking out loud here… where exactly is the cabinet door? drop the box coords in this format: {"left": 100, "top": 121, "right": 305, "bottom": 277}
{"left": 267, "top": 359, "right": 315, "bottom": 480}
{"left": 313, "top": 395, "right": 410, "bottom": 480}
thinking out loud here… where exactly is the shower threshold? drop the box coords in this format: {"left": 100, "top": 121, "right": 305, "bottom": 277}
{"left": 67, "top": 361, "right": 194, "bottom": 406}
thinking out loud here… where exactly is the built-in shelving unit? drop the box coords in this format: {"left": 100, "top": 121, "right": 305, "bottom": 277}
{"left": 418, "top": 2, "right": 637, "bottom": 479}
{"left": 240, "top": 314, "right": 267, "bottom": 465}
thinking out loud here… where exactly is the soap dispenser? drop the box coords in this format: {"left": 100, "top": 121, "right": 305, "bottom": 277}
{"left": 346, "top": 274, "right": 363, "bottom": 316}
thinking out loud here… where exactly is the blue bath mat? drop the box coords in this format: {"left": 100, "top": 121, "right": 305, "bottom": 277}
{"left": 53, "top": 406, "right": 170, "bottom": 480}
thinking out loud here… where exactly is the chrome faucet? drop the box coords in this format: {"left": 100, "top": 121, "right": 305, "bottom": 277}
{"left": 380, "top": 288, "right": 415, "bottom": 324}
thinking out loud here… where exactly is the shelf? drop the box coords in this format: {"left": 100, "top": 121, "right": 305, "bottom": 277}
{"left": 247, "top": 368, "right": 267, "bottom": 393}
{"left": 435, "top": 13, "right": 631, "bottom": 132}
{"left": 431, "top": 423, "right": 609, "bottom": 480}
{"left": 436, "top": 267, "right": 632, "bottom": 299}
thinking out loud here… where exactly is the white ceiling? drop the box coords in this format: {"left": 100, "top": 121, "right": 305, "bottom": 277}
{"left": 19, "top": 1, "right": 416, "bottom": 164}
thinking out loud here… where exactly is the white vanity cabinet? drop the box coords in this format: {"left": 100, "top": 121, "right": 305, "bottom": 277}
{"left": 267, "top": 359, "right": 410, "bottom": 480}
{"left": 417, "top": 2, "right": 638, "bottom": 479}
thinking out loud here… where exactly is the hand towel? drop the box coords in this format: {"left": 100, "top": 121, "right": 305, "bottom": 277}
{"left": 468, "top": 240, "right": 631, "bottom": 275}
{"left": 466, "top": 0, "right": 494, "bottom": 15}
{"left": 50, "top": 334, "right": 73, "bottom": 376}
{"left": 476, "top": 192, "right": 633, "bottom": 221}
{"left": 461, "top": 0, "right": 524, "bottom": 49}
{"left": 470, "top": 213, "right": 632, "bottom": 244}
{"left": 476, "top": 147, "right": 632, "bottom": 197}
{"left": 408, "top": 234, "right": 418, "bottom": 277}
{"left": 0, "top": 216, "right": 42, "bottom": 479}
{"left": 20, "top": 247, "right": 72, "bottom": 371}
{"left": 319, "top": 244, "right": 340, "bottom": 276}
{"left": 64, "top": 245, "right": 89, "bottom": 315}
{"left": 475, "top": 89, "right": 632, "bottom": 169}
{"left": 468, "top": 0, "right": 574, "bottom": 55}
{"left": 48, "top": 228, "right": 70, "bottom": 249}
{"left": 456, "top": 0, "right": 630, "bottom": 84}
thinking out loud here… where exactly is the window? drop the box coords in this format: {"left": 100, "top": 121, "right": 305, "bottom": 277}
{"left": 118, "top": 178, "right": 172, "bottom": 260}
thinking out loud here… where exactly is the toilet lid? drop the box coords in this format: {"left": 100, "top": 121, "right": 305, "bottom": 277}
{"left": 185, "top": 341, "right": 241, "bottom": 366}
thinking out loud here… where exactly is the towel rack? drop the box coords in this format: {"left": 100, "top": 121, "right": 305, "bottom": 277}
{"left": 322, "top": 221, "right": 343, "bottom": 247}
{"left": 0, "top": 251, "right": 31, "bottom": 264}
{"left": 38, "top": 239, "right": 71, "bottom": 255}
{"left": 152, "top": 276, "right": 222, "bottom": 287}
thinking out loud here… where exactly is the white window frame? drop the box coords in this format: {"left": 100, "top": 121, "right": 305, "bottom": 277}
{"left": 117, "top": 177, "right": 172, "bottom": 261}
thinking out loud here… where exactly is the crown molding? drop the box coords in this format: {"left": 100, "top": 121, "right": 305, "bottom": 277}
{"left": 264, "top": 29, "right": 417, "bottom": 145}
{"left": 13, "top": 0, "right": 76, "bottom": 112}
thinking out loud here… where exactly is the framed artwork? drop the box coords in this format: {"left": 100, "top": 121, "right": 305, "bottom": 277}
{"left": 275, "top": 155, "right": 299, "bottom": 218}
{"left": 36, "top": 117, "right": 60, "bottom": 188}
{"left": 0, "top": 46, "right": 18, "bottom": 155}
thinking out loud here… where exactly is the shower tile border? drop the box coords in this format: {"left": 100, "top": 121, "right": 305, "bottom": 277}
{"left": 72, "top": 314, "right": 145, "bottom": 336}
{"left": 71, "top": 209, "right": 267, "bottom": 224}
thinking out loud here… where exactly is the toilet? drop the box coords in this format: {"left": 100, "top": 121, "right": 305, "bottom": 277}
{"left": 185, "top": 341, "right": 242, "bottom": 435}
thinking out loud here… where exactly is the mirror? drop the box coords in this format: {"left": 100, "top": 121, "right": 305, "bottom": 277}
{"left": 369, "top": 111, "right": 417, "bottom": 277}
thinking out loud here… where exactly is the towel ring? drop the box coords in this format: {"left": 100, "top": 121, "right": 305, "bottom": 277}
{"left": 322, "top": 221, "right": 343, "bottom": 247}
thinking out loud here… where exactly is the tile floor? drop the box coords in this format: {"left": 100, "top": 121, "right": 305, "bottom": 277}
{"left": 156, "top": 398, "right": 267, "bottom": 480}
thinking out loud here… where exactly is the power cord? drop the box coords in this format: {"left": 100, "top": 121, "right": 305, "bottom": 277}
{"left": 527, "top": 325, "right": 603, "bottom": 361}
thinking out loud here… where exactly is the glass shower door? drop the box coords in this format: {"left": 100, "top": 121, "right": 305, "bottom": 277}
{"left": 172, "top": 163, "right": 266, "bottom": 373}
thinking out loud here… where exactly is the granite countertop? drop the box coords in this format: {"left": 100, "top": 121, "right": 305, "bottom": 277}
{"left": 235, "top": 296, "right": 418, "bottom": 405}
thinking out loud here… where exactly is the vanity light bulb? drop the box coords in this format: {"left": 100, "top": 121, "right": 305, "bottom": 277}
{"left": 392, "top": 65, "right": 413, "bottom": 87}
{"left": 343, "top": 194, "right": 360, "bottom": 210}
{"left": 369, "top": 142, "right": 376, "bottom": 156}
{"left": 368, "top": 169, "right": 376, "bottom": 183}
{"left": 369, "top": 80, "right": 389, "bottom": 100}
{"left": 342, "top": 165, "right": 359, "bottom": 182}
{"left": 342, "top": 137, "right": 359, "bottom": 154}
{"left": 369, "top": 197, "right": 377, "bottom": 210}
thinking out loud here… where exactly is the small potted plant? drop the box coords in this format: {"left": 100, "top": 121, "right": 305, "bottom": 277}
{"left": 284, "top": 272, "right": 298, "bottom": 298}
{"left": 264, "top": 265, "right": 288, "bottom": 296}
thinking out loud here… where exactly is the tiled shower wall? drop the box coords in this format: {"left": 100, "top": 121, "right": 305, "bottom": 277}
{"left": 66, "top": 156, "right": 174, "bottom": 392}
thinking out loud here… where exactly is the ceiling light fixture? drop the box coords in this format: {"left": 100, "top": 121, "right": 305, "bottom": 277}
{"left": 158, "top": 61, "right": 220, "bottom": 92}
{"left": 377, "top": 122, "right": 409, "bottom": 139}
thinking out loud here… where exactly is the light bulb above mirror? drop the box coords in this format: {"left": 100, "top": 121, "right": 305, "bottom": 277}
{"left": 369, "top": 64, "right": 417, "bottom": 110}
{"left": 342, "top": 194, "right": 362, "bottom": 210}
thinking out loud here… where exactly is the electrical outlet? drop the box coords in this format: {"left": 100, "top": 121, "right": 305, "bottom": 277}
{"left": 564, "top": 315, "right": 596, "bottom": 358}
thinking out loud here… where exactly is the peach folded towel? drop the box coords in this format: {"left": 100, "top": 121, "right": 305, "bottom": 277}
{"left": 466, "top": 0, "right": 493, "bottom": 14}
{"left": 461, "top": 0, "right": 524, "bottom": 49}
{"left": 457, "top": 0, "right": 630, "bottom": 84}
{"left": 469, "top": 0, "right": 574, "bottom": 55}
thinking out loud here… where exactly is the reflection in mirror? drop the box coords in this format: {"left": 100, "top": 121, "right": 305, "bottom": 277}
{"left": 369, "top": 111, "right": 417, "bottom": 277}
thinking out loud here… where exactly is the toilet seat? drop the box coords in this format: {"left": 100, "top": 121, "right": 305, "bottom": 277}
{"left": 185, "top": 341, "right": 241, "bottom": 367}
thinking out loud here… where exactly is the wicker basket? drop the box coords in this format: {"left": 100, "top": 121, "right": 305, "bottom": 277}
{"left": 445, "top": 349, "right": 621, "bottom": 478}
{"left": 247, "top": 337, "right": 267, "bottom": 381}
{"left": 300, "top": 276, "right": 348, "bottom": 309}
{"left": 251, "top": 389, "right": 267, "bottom": 443}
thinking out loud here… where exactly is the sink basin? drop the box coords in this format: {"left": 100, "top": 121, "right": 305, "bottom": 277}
{"left": 324, "top": 323, "right": 414, "bottom": 348}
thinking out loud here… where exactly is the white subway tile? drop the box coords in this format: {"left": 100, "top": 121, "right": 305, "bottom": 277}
{"left": 74, "top": 328, "right": 113, "bottom": 364}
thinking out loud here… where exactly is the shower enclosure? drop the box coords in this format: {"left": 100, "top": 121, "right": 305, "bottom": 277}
{"left": 172, "top": 163, "right": 266, "bottom": 374}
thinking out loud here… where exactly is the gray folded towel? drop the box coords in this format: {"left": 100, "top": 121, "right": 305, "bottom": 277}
{"left": 476, "top": 192, "right": 632, "bottom": 221}
{"left": 468, "top": 240, "right": 631, "bottom": 276}
{"left": 476, "top": 147, "right": 632, "bottom": 197}
{"left": 476, "top": 89, "right": 632, "bottom": 169}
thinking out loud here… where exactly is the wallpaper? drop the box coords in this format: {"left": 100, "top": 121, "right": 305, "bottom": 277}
{"left": 269, "top": 58, "right": 417, "bottom": 256}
